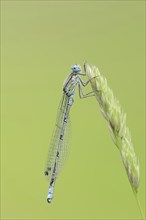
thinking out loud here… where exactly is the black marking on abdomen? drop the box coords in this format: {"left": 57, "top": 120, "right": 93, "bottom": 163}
{"left": 56, "top": 151, "right": 59, "bottom": 157}
{"left": 50, "top": 178, "right": 54, "bottom": 186}
{"left": 60, "top": 134, "right": 63, "bottom": 140}
{"left": 64, "top": 117, "right": 67, "bottom": 123}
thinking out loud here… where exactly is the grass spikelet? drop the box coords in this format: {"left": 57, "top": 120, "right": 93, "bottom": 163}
{"left": 85, "top": 63, "right": 140, "bottom": 193}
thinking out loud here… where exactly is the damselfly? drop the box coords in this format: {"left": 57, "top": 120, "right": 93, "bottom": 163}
{"left": 45, "top": 64, "right": 96, "bottom": 203}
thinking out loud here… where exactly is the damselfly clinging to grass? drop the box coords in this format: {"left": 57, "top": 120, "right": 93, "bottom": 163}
{"left": 45, "top": 63, "right": 96, "bottom": 203}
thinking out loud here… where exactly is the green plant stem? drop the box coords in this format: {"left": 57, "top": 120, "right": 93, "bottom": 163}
{"left": 133, "top": 191, "right": 144, "bottom": 220}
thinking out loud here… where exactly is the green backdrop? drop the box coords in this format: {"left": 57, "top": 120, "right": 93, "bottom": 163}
{"left": 1, "top": 1, "right": 145, "bottom": 219}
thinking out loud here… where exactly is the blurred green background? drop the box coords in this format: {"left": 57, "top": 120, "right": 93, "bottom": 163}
{"left": 1, "top": 1, "right": 145, "bottom": 219}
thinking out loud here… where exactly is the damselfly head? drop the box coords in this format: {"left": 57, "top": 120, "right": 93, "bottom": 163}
{"left": 71, "top": 64, "right": 81, "bottom": 73}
